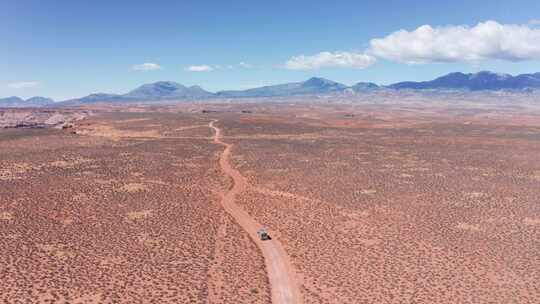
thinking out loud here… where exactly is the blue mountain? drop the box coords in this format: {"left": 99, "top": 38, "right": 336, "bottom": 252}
{"left": 72, "top": 93, "right": 128, "bottom": 104}
{"left": 0, "top": 96, "right": 54, "bottom": 107}
{"left": 350, "top": 82, "right": 380, "bottom": 91}
{"left": 5, "top": 71, "right": 540, "bottom": 107}
{"left": 217, "top": 77, "right": 347, "bottom": 97}
{"left": 62, "top": 81, "right": 214, "bottom": 104}
{"left": 124, "top": 81, "right": 213, "bottom": 99}
{"left": 25, "top": 96, "right": 55, "bottom": 105}
{"left": 389, "top": 71, "right": 540, "bottom": 91}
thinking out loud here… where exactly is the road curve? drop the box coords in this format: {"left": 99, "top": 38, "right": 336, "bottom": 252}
{"left": 209, "top": 120, "right": 302, "bottom": 304}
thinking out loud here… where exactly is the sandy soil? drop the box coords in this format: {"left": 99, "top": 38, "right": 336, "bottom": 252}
{"left": 0, "top": 109, "right": 270, "bottom": 303}
{"left": 210, "top": 120, "right": 302, "bottom": 304}
{"left": 2, "top": 102, "right": 540, "bottom": 303}
{"left": 219, "top": 104, "right": 540, "bottom": 303}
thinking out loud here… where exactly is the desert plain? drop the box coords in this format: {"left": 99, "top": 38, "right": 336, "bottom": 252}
{"left": 1, "top": 101, "right": 540, "bottom": 303}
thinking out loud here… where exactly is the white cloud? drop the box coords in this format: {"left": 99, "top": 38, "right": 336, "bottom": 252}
{"left": 8, "top": 81, "right": 40, "bottom": 89}
{"left": 132, "top": 63, "right": 161, "bottom": 71}
{"left": 529, "top": 19, "right": 540, "bottom": 25}
{"left": 285, "top": 51, "right": 376, "bottom": 70}
{"left": 186, "top": 65, "right": 214, "bottom": 72}
{"left": 214, "top": 64, "right": 234, "bottom": 70}
{"left": 369, "top": 20, "right": 540, "bottom": 64}
{"left": 239, "top": 61, "right": 253, "bottom": 68}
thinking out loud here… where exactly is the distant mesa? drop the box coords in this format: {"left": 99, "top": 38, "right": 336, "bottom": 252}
{"left": 3, "top": 71, "right": 540, "bottom": 107}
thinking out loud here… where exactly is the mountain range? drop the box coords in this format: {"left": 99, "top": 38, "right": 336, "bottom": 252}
{"left": 216, "top": 77, "right": 349, "bottom": 97}
{"left": 389, "top": 71, "right": 540, "bottom": 91}
{"left": 124, "top": 81, "right": 214, "bottom": 99}
{"left": 0, "top": 96, "right": 54, "bottom": 107}
{"left": 2, "top": 71, "right": 540, "bottom": 107}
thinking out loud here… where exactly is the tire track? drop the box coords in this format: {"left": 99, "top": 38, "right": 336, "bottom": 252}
{"left": 209, "top": 120, "right": 302, "bottom": 304}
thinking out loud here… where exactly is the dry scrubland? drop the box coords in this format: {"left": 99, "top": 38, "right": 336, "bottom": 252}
{"left": 219, "top": 103, "right": 540, "bottom": 303}
{"left": 2, "top": 102, "right": 540, "bottom": 303}
{"left": 0, "top": 109, "right": 270, "bottom": 303}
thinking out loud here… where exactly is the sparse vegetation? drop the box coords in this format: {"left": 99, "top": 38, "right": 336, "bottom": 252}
{"left": 2, "top": 102, "right": 540, "bottom": 303}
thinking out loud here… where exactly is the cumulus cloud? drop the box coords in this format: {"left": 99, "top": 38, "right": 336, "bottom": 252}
{"left": 529, "top": 19, "right": 540, "bottom": 25}
{"left": 369, "top": 20, "right": 540, "bottom": 63}
{"left": 132, "top": 63, "right": 161, "bottom": 71}
{"left": 285, "top": 51, "right": 376, "bottom": 70}
{"left": 186, "top": 65, "right": 214, "bottom": 72}
{"left": 8, "top": 81, "right": 40, "bottom": 89}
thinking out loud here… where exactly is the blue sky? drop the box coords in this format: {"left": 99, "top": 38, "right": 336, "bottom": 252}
{"left": 2, "top": 0, "right": 540, "bottom": 100}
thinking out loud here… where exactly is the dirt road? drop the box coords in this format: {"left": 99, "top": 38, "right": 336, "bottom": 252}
{"left": 209, "top": 120, "right": 302, "bottom": 304}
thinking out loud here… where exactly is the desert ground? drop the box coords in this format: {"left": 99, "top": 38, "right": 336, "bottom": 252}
{"left": 2, "top": 101, "right": 540, "bottom": 303}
